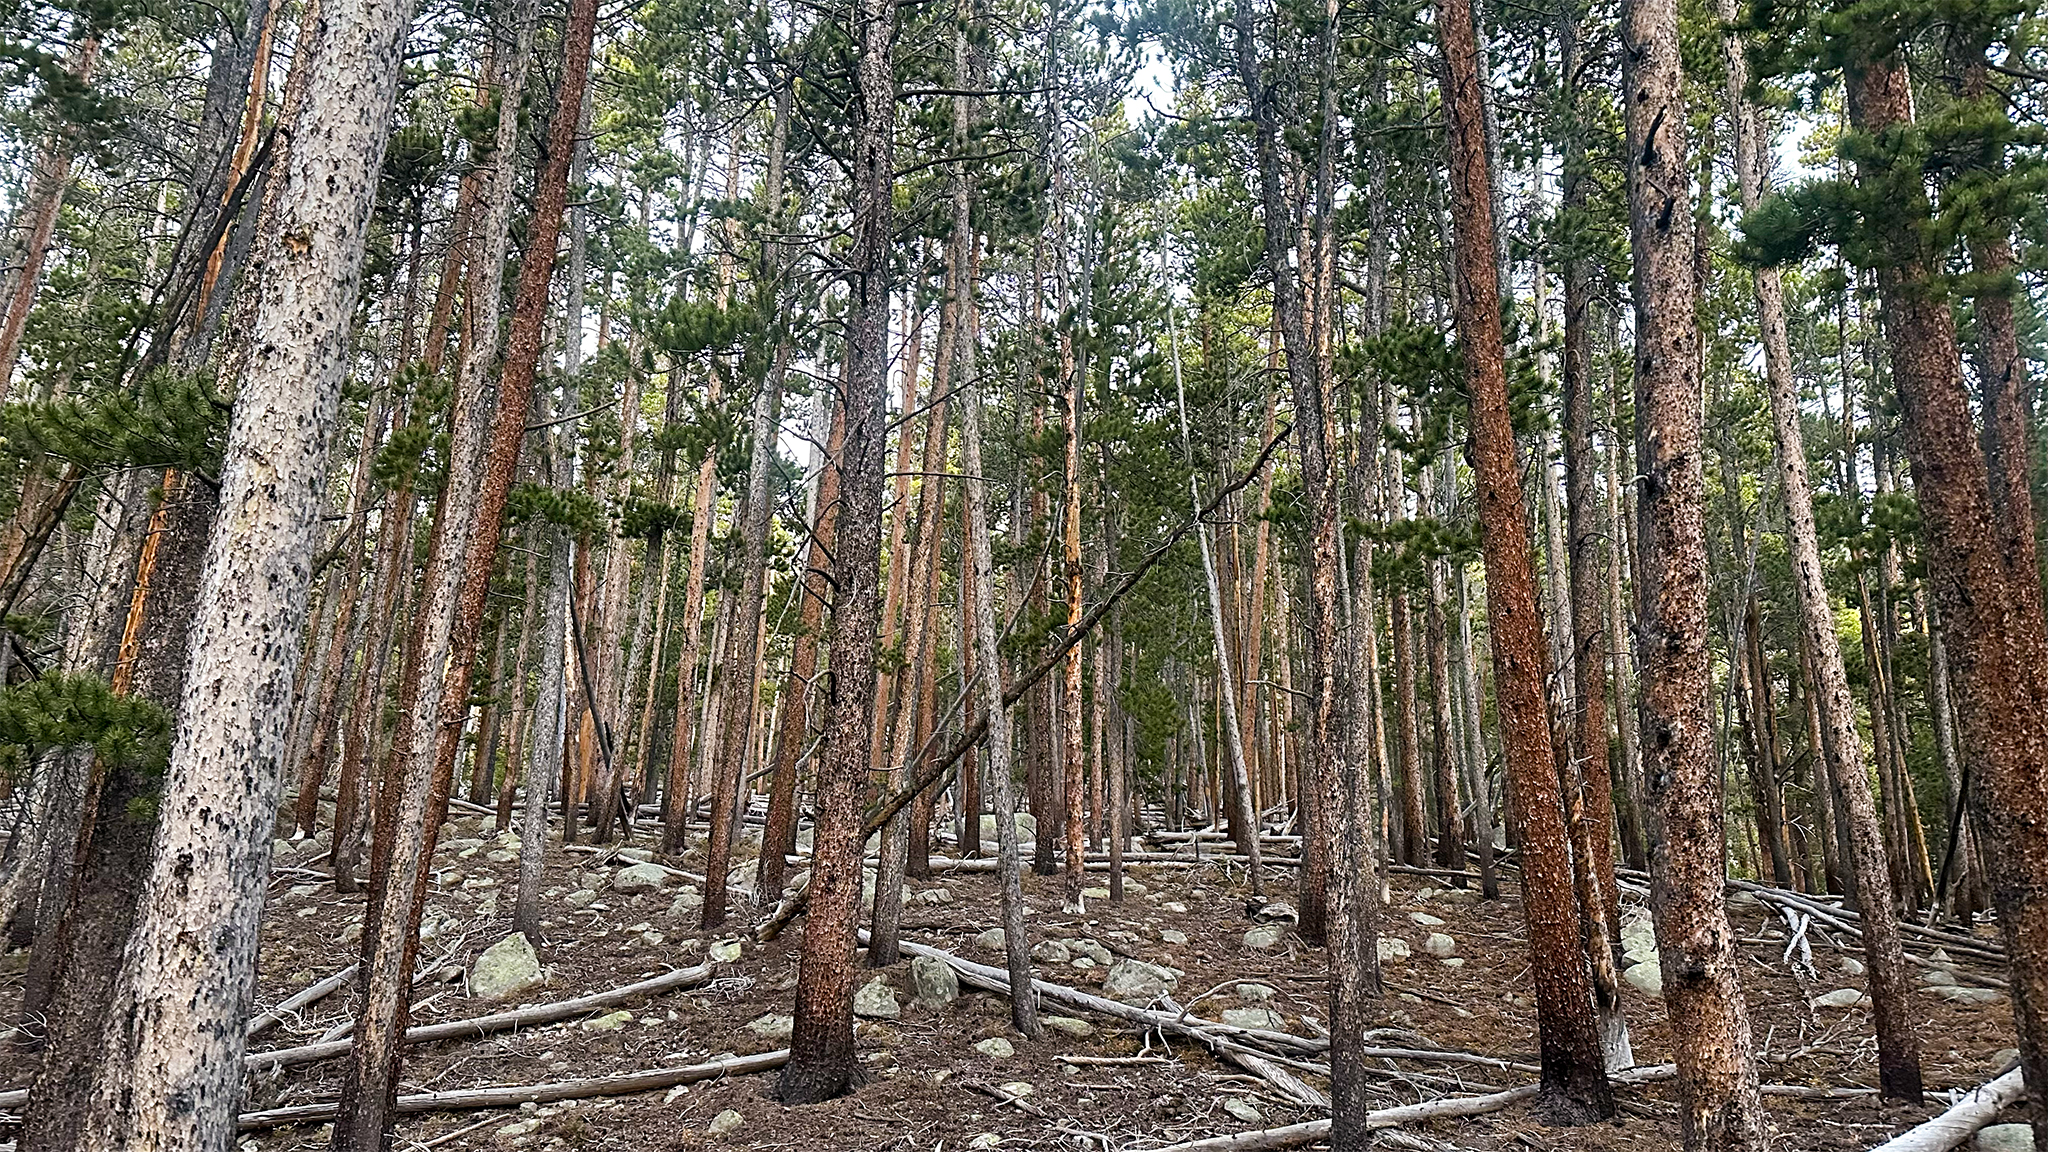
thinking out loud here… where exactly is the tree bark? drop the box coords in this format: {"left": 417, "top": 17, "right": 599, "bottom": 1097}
{"left": 80, "top": 0, "right": 416, "bottom": 1136}
{"left": 778, "top": 0, "right": 895, "bottom": 1098}
{"left": 1846, "top": 48, "right": 2048, "bottom": 1146}
{"left": 1623, "top": 0, "right": 1771, "bottom": 1138}
{"left": 1439, "top": 0, "right": 1613, "bottom": 1116}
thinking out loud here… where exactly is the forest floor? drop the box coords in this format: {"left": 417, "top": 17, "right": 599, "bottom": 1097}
{"left": 0, "top": 812, "right": 2029, "bottom": 1152}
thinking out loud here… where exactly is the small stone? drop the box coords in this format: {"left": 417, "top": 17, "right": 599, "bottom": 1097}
{"left": 1928, "top": 947, "right": 1955, "bottom": 966}
{"left": 487, "top": 849, "right": 518, "bottom": 864}
{"left": 854, "top": 977, "right": 901, "bottom": 1019}
{"left": 1922, "top": 968, "right": 1960, "bottom": 987}
{"left": 1243, "top": 925, "right": 1286, "bottom": 951}
{"left": 1624, "top": 961, "right": 1664, "bottom": 998}
{"left": 1441, "top": 957, "right": 1466, "bottom": 969}
{"left": 1408, "top": 911, "right": 1445, "bottom": 927}
{"left": 1253, "top": 901, "right": 1299, "bottom": 924}
{"left": 1042, "top": 1015, "right": 1095, "bottom": 1038}
{"left": 1220, "top": 1007, "right": 1286, "bottom": 1031}
{"left": 1422, "top": 933, "right": 1457, "bottom": 958}
{"left": 973, "top": 928, "right": 1007, "bottom": 951}
{"left": 666, "top": 890, "right": 703, "bottom": 917}
{"left": 1222, "top": 1098, "right": 1263, "bottom": 1123}
{"left": 564, "top": 888, "right": 598, "bottom": 909}
{"left": 1081, "top": 887, "right": 1110, "bottom": 899}
{"left": 1031, "top": 938, "right": 1072, "bottom": 964}
{"left": 1812, "top": 988, "right": 1866, "bottom": 1009}
{"left": 745, "top": 1013, "right": 793, "bottom": 1041}
{"left": 910, "top": 955, "right": 960, "bottom": 1007}
{"left": 998, "top": 1081, "right": 1034, "bottom": 1098}
{"left": 1376, "top": 936, "right": 1411, "bottom": 964}
{"left": 497, "top": 1119, "right": 541, "bottom": 1137}
{"left": 617, "top": 848, "right": 656, "bottom": 863}
{"left": 708, "top": 1109, "right": 745, "bottom": 1137}
{"left": 1976, "top": 1124, "right": 2035, "bottom": 1152}
{"left": 1236, "top": 982, "right": 1277, "bottom": 1001}
{"left": 1935, "top": 985, "right": 2006, "bottom": 1006}
{"left": 918, "top": 888, "right": 954, "bottom": 905}
{"left": 581, "top": 1009, "right": 634, "bottom": 1032}
{"left": 1070, "top": 956, "right": 1097, "bottom": 970}
{"left": 469, "top": 933, "right": 544, "bottom": 1001}
{"left": 613, "top": 863, "right": 671, "bottom": 893}
{"left": 1840, "top": 957, "right": 1866, "bottom": 976}
{"left": 1102, "top": 959, "right": 1179, "bottom": 1004}
{"left": 638, "top": 930, "right": 666, "bottom": 948}
{"left": 708, "top": 939, "right": 743, "bottom": 963}
{"left": 1160, "top": 929, "right": 1188, "bottom": 945}
{"left": 968, "top": 1135, "right": 1003, "bottom": 1149}
{"left": 1163, "top": 901, "right": 1188, "bottom": 914}
{"left": 974, "top": 1036, "right": 1015, "bottom": 1058}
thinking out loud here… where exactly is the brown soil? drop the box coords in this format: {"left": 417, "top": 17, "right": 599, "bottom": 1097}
{"left": 0, "top": 818, "right": 2026, "bottom": 1151}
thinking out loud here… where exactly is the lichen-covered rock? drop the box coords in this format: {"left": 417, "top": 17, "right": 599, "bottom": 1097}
{"left": 1102, "top": 959, "right": 1178, "bottom": 1004}
{"left": 854, "top": 977, "right": 901, "bottom": 1018}
{"left": 973, "top": 927, "right": 1006, "bottom": 951}
{"left": 613, "top": 862, "right": 671, "bottom": 893}
{"left": 745, "top": 1013, "right": 793, "bottom": 1041}
{"left": 1030, "top": 938, "right": 1071, "bottom": 964}
{"left": 1812, "top": 988, "right": 1866, "bottom": 1009}
{"left": 1243, "top": 925, "right": 1285, "bottom": 951}
{"left": 1422, "top": 933, "right": 1457, "bottom": 958}
{"left": 581, "top": 1009, "right": 633, "bottom": 1032}
{"left": 1975, "top": 1124, "right": 2035, "bottom": 1152}
{"left": 1220, "top": 1007, "right": 1285, "bottom": 1031}
{"left": 1376, "top": 936, "right": 1411, "bottom": 963}
{"left": 973, "top": 1036, "right": 1014, "bottom": 1058}
{"left": 708, "top": 1110, "right": 744, "bottom": 1137}
{"left": 470, "top": 933, "right": 544, "bottom": 1001}
{"left": 910, "top": 955, "right": 959, "bottom": 1006}
{"left": 1623, "top": 961, "right": 1664, "bottom": 998}
{"left": 1042, "top": 1015, "right": 1094, "bottom": 1038}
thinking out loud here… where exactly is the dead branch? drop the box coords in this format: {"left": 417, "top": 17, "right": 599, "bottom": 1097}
{"left": 1866, "top": 1068, "right": 2028, "bottom": 1152}
{"left": 236, "top": 1050, "right": 789, "bottom": 1129}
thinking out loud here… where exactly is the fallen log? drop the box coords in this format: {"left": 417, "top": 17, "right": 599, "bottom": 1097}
{"left": 237, "top": 1050, "right": 789, "bottom": 1129}
{"left": 1867, "top": 1068, "right": 2027, "bottom": 1152}
{"left": 243, "top": 962, "right": 712, "bottom": 1073}
{"left": 1140, "top": 1084, "right": 1543, "bottom": 1152}
{"left": 246, "top": 963, "right": 358, "bottom": 1041}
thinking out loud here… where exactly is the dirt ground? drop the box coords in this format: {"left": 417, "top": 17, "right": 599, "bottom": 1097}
{"left": 0, "top": 813, "right": 2029, "bottom": 1151}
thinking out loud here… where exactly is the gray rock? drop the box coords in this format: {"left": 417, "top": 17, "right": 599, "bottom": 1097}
{"left": 979, "top": 811, "right": 1038, "bottom": 842}
{"left": 708, "top": 939, "right": 743, "bottom": 963}
{"left": 564, "top": 888, "right": 599, "bottom": 909}
{"left": 1839, "top": 957, "right": 1866, "bottom": 976}
{"left": 617, "top": 848, "right": 655, "bottom": 863}
{"left": 1934, "top": 985, "right": 2006, "bottom": 1006}
{"left": 745, "top": 1013, "right": 793, "bottom": 1041}
{"left": 1222, "top": 1098, "right": 1263, "bottom": 1123}
{"left": 1220, "top": 1007, "right": 1286, "bottom": 1031}
{"left": 854, "top": 977, "right": 901, "bottom": 1018}
{"left": 1252, "top": 901, "right": 1299, "bottom": 924}
{"left": 613, "top": 863, "right": 671, "bottom": 893}
{"left": 973, "top": 1036, "right": 1014, "bottom": 1058}
{"left": 1422, "top": 932, "right": 1457, "bottom": 958}
{"left": 910, "top": 955, "right": 959, "bottom": 1007}
{"left": 917, "top": 888, "right": 954, "bottom": 905}
{"left": 1408, "top": 911, "right": 1446, "bottom": 927}
{"left": 1236, "top": 982, "right": 1277, "bottom": 1001}
{"left": 1030, "top": 938, "right": 1072, "bottom": 964}
{"left": 1042, "top": 1015, "right": 1095, "bottom": 1038}
{"left": 968, "top": 1135, "right": 1003, "bottom": 1149}
{"left": 708, "top": 1110, "right": 745, "bottom": 1137}
{"left": 973, "top": 928, "right": 1007, "bottom": 951}
{"left": 1070, "top": 939, "right": 1112, "bottom": 965}
{"left": 1624, "top": 961, "right": 1664, "bottom": 998}
{"left": 1812, "top": 988, "right": 1866, "bottom": 1009}
{"left": 1160, "top": 929, "right": 1189, "bottom": 945}
{"left": 1243, "top": 925, "right": 1286, "bottom": 951}
{"left": 1376, "top": 936, "right": 1411, "bottom": 964}
{"left": 469, "top": 933, "right": 544, "bottom": 1001}
{"left": 1976, "top": 1124, "right": 2034, "bottom": 1152}
{"left": 1102, "top": 959, "right": 1179, "bottom": 1004}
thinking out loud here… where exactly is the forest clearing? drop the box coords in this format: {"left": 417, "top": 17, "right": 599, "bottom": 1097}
{"left": 0, "top": 0, "right": 2046, "bottom": 1141}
